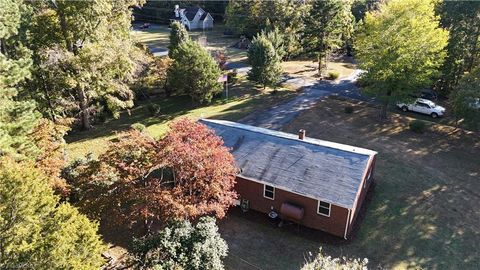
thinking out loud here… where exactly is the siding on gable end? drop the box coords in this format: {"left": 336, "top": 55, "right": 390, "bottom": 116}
{"left": 235, "top": 176, "right": 349, "bottom": 238}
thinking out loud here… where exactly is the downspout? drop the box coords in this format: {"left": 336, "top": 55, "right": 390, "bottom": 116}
{"left": 344, "top": 209, "right": 351, "bottom": 240}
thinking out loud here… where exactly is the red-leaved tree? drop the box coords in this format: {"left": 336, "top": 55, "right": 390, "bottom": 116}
{"left": 158, "top": 118, "right": 238, "bottom": 220}
{"left": 69, "top": 119, "right": 237, "bottom": 233}
{"left": 69, "top": 129, "right": 161, "bottom": 231}
{"left": 30, "top": 119, "right": 71, "bottom": 197}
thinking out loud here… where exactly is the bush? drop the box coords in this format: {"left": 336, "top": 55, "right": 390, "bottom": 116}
{"left": 409, "top": 120, "right": 427, "bottom": 133}
{"left": 344, "top": 106, "right": 354, "bottom": 114}
{"left": 146, "top": 103, "right": 161, "bottom": 116}
{"left": 131, "top": 123, "right": 146, "bottom": 132}
{"left": 228, "top": 69, "right": 238, "bottom": 83}
{"left": 327, "top": 71, "right": 340, "bottom": 80}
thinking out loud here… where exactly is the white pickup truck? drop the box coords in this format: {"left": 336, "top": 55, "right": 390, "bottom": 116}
{"left": 397, "top": 98, "right": 446, "bottom": 118}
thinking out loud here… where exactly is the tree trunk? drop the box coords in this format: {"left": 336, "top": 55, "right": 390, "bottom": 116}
{"left": 0, "top": 38, "right": 7, "bottom": 56}
{"left": 77, "top": 87, "right": 90, "bottom": 130}
{"left": 380, "top": 90, "right": 392, "bottom": 120}
{"left": 466, "top": 27, "right": 480, "bottom": 72}
{"left": 57, "top": 11, "right": 74, "bottom": 53}
{"left": 164, "top": 76, "right": 172, "bottom": 97}
{"left": 380, "top": 101, "right": 388, "bottom": 120}
{"left": 40, "top": 74, "right": 57, "bottom": 122}
{"left": 318, "top": 53, "right": 323, "bottom": 77}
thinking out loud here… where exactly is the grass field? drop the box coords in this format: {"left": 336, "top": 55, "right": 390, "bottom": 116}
{"left": 66, "top": 78, "right": 295, "bottom": 159}
{"left": 219, "top": 97, "right": 480, "bottom": 270}
{"left": 132, "top": 24, "right": 248, "bottom": 63}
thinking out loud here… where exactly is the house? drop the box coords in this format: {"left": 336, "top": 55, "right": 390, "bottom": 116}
{"left": 170, "top": 5, "right": 214, "bottom": 30}
{"left": 200, "top": 119, "right": 377, "bottom": 239}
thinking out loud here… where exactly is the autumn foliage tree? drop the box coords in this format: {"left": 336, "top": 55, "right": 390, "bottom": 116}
{"left": 68, "top": 119, "right": 237, "bottom": 233}
{"left": 30, "top": 119, "right": 71, "bottom": 196}
{"left": 158, "top": 118, "right": 238, "bottom": 220}
{"left": 67, "top": 129, "right": 161, "bottom": 231}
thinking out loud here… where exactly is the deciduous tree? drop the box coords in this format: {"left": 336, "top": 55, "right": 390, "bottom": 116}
{"left": 436, "top": 1, "right": 480, "bottom": 95}
{"left": 30, "top": 118, "right": 71, "bottom": 196}
{"left": 167, "top": 40, "right": 222, "bottom": 104}
{"left": 158, "top": 119, "right": 238, "bottom": 220}
{"left": 68, "top": 119, "right": 237, "bottom": 232}
{"left": 354, "top": 0, "right": 448, "bottom": 119}
{"left": 303, "top": 0, "right": 354, "bottom": 76}
{"left": 225, "top": 0, "right": 262, "bottom": 38}
{"left": 225, "top": 0, "right": 305, "bottom": 57}
{"left": 66, "top": 129, "right": 161, "bottom": 231}
{"left": 130, "top": 217, "right": 228, "bottom": 270}
{"left": 24, "top": 0, "right": 142, "bottom": 129}
{"left": 450, "top": 66, "right": 480, "bottom": 130}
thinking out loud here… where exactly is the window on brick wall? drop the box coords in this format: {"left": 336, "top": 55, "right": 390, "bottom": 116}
{"left": 263, "top": 185, "right": 275, "bottom": 200}
{"left": 317, "top": 200, "right": 331, "bottom": 217}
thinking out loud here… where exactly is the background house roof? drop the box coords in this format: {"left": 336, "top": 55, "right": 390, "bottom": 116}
{"left": 199, "top": 12, "right": 208, "bottom": 21}
{"left": 200, "top": 119, "right": 377, "bottom": 209}
{"left": 184, "top": 7, "right": 200, "bottom": 21}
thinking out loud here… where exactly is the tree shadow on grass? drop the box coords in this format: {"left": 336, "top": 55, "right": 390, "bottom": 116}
{"left": 65, "top": 95, "right": 195, "bottom": 144}
{"left": 281, "top": 97, "right": 480, "bottom": 269}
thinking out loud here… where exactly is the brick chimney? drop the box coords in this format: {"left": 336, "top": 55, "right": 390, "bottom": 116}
{"left": 298, "top": 129, "right": 305, "bottom": 140}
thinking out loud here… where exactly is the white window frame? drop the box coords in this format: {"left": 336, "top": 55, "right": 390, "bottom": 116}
{"left": 317, "top": 200, "right": 331, "bottom": 217}
{"left": 263, "top": 185, "right": 275, "bottom": 200}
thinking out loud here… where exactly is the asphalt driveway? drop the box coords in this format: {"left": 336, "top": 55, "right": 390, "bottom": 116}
{"left": 240, "top": 70, "right": 374, "bottom": 130}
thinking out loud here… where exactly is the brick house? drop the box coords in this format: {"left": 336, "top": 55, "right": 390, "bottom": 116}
{"left": 201, "top": 119, "right": 377, "bottom": 239}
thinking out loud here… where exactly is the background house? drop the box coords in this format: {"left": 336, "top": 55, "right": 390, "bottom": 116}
{"left": 170, "top": 5, "right": 214, "bottom": 30}
{"left": 201, "top": 119, "right": 377, "bottom": 239}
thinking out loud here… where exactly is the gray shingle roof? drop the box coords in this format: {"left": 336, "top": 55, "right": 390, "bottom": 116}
{"left": 200, "top": 119, "right": 377, "bottom": 209}
{"left": 199, "top": 12, "right": 208, "bottom": 21}
{"left": 184, "top": 7, "right": 200, "bottom": 21}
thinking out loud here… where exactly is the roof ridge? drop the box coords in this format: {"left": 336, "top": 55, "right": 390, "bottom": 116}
{"left": 200, "top": 119, "right": 377, "bottom": 157}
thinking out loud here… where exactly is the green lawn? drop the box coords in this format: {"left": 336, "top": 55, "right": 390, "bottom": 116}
{"left": 66, "top": 79, "right": 295, "bottom": 159}
{"left": 132, "top": 24, "right": 248, "bottom": 63}
{"left": 219, "top": 97, "right": 480, "bottom": 270}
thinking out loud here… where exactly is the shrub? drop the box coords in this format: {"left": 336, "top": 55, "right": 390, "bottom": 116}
{"left": 146, "top": 103, "right": 161, "bottom": 116}
{"left": 409, "top": 120, "right": 427, "bottom": 133}
{"left": 228, "top": 69, "right": 238, "bottom": 83}
{"left": 327, "top": 71, "right": 340, "bottom": 80}
{"left": 130, "top": 217, "right": 228, "bottom": 270}
{"left": 131, "top": 123, "right": 146, "bottom": 132}
{"left": 344, "top": 106, "right": 354, "bottom": 114}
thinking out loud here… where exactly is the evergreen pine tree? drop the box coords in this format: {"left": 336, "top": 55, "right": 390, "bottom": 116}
{"left": 0, "top": 0, "right": 40, "bottom": 159}
{"left": 0, "top": 157, "right": 106, "bottom": 269}
{"left": 303, "top": 0, "right": 354, "bottom": 76}
{"left": 167, "top": 40, "right": 222, "bottom": 103}
{"left": 247, "top": 36, "right": 282, "bottom": 89}
{"left": 168, "top": 21, "right": 189, "bottom": 58}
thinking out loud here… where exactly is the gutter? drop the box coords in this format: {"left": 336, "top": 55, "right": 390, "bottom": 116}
{"left": 344, "top": 209, "right": 351, "bottom": 240}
